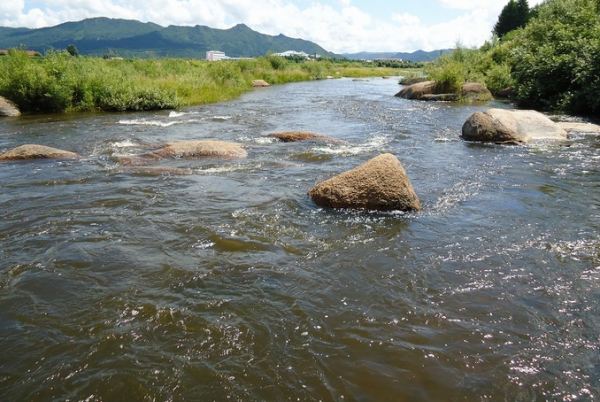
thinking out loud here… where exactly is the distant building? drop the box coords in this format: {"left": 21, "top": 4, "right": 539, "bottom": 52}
{"left": 206, "top": 50, "right": 228, "bottom": 61}
{"left": 274, "top": 50, "right": 310, "bottom": 58}
{"left": 373, "top": 58, "right": 403, "bottom": 63}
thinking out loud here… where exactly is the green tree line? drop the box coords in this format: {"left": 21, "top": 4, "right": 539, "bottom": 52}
{"left": 424, "top": 0, "right": 600, "bottom": 115}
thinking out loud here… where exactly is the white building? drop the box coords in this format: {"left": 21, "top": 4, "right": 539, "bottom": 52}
{"left": 206, "top": 51, "right": 228, "bottom": 61}
{"left": 274, "top": 50, "right": 311, "bottom": 58}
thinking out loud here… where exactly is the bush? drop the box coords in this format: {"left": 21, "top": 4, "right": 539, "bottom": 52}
{"left": 510, "top": 0, "right": 600, "bottom": 114}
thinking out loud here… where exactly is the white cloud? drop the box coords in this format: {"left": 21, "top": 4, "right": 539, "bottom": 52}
{"left": 392, "top": 13, "right": 420, "bottom": 25}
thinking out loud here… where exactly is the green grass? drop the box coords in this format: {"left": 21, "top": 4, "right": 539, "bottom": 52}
{"left": 0, "top": 50, "right": 407, "bottom": 114}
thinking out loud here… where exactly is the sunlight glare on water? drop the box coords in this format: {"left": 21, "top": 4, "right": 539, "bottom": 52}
{"left": 1, "top": 77, "right": 599, "bottom": 401}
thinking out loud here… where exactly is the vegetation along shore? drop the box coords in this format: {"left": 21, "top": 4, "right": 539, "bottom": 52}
{"left": 0, "top": 50, "right": 409, "bottom": 114}
{"left": 0, "top": 0, "right": 598, "bottom": 117}
{"left": 423, "top": 0, "right": 600, "bottom": 116}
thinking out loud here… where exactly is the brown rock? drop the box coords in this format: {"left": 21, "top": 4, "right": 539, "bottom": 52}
{"left": 461, "top": 83, "right": 493, "bottom": 101}
{"left": 268, "top": 131, "right": 332, "bottom": 143}
{"left": 0, "top": 96, "right": 20, "bottom": 117}
{"left": 396, "top": 81, "right": 492, "bottom": 101}
{"left": 396, "top": 81, "right": 436, "bottom": 100}
{"left": 153, "top": 140, "right": 247, "bottom": 158}
{"left": 0, "top": 144, "right": 80, "bottom": 161}
{"left": 252, "top": 80, "right": 270, "bottom": 87}
{"left": 308, "top": 153, "right": 420, "bottom": 211}
{"left": 462, "top": 109, "right": 568, "bottom": 145}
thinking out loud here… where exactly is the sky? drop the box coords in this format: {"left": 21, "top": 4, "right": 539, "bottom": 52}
{"left": 1, "top": 0, "right": 546, "bottom": 54}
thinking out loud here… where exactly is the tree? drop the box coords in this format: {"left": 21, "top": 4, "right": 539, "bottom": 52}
{"left": 66, "top": 44, "right": 79, "bottom": 57}
{"left": 511, "top": 0, "right": 600, "bottom": 114}
{"left": 516, "top": 0, "right": 531, "bottom": 26}
{"left": 493, "top": 0, "right": 530, "bottom": 39}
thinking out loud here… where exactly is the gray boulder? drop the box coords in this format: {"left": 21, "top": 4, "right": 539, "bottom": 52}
{"left": 0, "top": 96, "right": 20, "bottom": 117}
{"left": 308, "top": 153, "right": 420, "bottom": 211}
{"left": 0, "top": 144, "right": 80, "bottom": 161}
{"left": 462, "top": 109, "right": 568, "bottom": 145}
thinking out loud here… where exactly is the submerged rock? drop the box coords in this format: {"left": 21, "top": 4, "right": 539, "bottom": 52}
{"left": 153, "top": 140, "right": 247, "bottom": 158}
{"left": 268, "top": 131, "right": 333, "bottom": 143}
{"left": 0, "top": 144, "right": 80, "bottom": 161}
{"left": 308, "top": 153, "right": 420, "bottom": 211}
{"left": 0, "top": 96, "right": 21, "bottom": 117}
{"left": 462, "top": 109, "right": 568, "bottom": 145}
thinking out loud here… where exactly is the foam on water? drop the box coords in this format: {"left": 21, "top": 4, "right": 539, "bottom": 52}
{"left": 118, "top": 118, "right": 179, "bottom": 127}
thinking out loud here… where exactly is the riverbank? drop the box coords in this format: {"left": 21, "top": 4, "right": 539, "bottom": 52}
{"left": 0, "top": 50, "right": 409, "bottom": 114}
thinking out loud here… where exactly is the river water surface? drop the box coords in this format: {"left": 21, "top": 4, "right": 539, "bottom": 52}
{"left": 1, "top": 78, "right": 599, "bottom": 401}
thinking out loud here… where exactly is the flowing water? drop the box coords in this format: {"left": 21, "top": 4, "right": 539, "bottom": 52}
{"left": 1, "top": 78, "right": 599, "bottom": 401}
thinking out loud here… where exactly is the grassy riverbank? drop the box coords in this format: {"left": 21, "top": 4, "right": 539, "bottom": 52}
{"left": 0, "top": 50, "right": 408, "bottom": 114}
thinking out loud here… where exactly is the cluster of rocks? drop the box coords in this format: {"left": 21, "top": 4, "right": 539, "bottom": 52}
{"left": 2, "top": 86, "right": 599, "bottom": 213}
{"left": 395, "top": 81, "right": 493, "bottom": 102}
{"left": 0, "top": 130, "right": 422, "bottom": 212}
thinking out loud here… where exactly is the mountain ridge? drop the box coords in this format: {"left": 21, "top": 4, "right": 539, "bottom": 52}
{"left": 0, "top": 17, "right": 335, "bottom": 59}
{"left": 341, "top": 49, "right": 451, "bottom": 62}
{"left": 0, "top": 18, "right": 447, "bottom": 61}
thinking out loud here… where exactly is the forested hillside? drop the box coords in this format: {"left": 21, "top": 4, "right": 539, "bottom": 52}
{"left": 0, "top": 17, "right": 335, "bottom": 58}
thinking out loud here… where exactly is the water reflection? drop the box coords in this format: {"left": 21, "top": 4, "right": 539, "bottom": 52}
{"left": 1, "top": 77, "right": 599, "bottom": 401}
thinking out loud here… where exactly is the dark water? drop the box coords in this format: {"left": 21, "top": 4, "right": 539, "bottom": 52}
{"left": 1, "top": 78, "right": 599, "bottom": 401}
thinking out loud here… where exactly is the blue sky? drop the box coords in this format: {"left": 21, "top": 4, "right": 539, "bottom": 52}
{"left": 3, "top": 0, "right": 545, "bottom": 53}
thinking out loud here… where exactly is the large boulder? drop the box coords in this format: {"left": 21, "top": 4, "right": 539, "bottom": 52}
{"left": 396, "top": 81, "right": 492, "bottom": 101}
{"left": 0, "top": 144, "right": 80, "bottom": 160}
{"left": 268, "top": 131, "right": 333, "bottom": 143}
{"left": 308, "top": 153, "right": 420, "bottom": 211}
{"left": 462, "top": 109, "right": 568, "bottom": 145}
{"left": 153, "top": 140, "right": 247, "bottom": 158}
{"left": 396, "top": 81, "right": 436, "bottom": 100}
{"left": 461, "top": 83, "right": 493, "bottom": 101}
{"left": 0, "top": 96, "right": 20, "bottom": 117}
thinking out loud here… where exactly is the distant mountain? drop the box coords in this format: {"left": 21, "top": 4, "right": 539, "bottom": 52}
{"left": 0, "top": 17, "right": 335, "bottom": 59}
{"left": 342, "top": 49, "right": 452, "bottom": 62}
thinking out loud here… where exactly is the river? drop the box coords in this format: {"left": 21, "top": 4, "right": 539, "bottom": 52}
{"left": 1, "top": 77, "right": 599, "bottom": 401}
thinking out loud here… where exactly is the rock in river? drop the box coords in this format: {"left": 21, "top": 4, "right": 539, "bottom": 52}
{"left": 396, "top": 81, "right": 492, "bottom": 102}
{"left": 153, "top": 140, "right": 247, "bottom": 158}
{"left": 268, "top": 131, "right": 333, "bottom": 143}
{"left": 0, "top": 144, "right": 80, "bottom": 161}
{"left": 308, "top": 153, "right": 420, "bottom": 211}
{"left": 461, "top": 109, "right": 568, "bottom": 145}
{"left": 252, "top": 80, "right": 270, "bottom": 87}
{"left": 557, "top": 122, "right": 600, "bottom": 135}
{"left": 0, "top": 96, "right": 21, "bottom": 117}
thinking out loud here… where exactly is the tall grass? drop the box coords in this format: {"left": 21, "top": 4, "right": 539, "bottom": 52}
{"left": 0, "top": 50, "right": 405, "bottom": 114}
